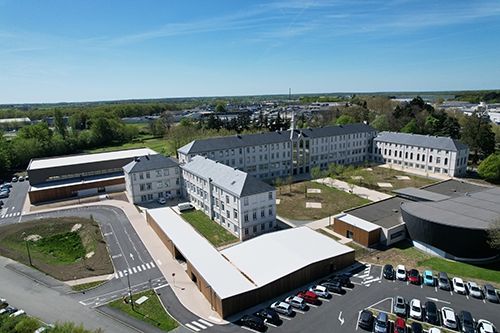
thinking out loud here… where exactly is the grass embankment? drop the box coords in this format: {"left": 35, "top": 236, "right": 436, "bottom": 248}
{"left": 108, "top": 290, "right": 179, "bottom": 332}
{"left": 71, "top": 280, "right": 108, "bottom": 292}
{"left": 181, "top": 210, "right": 239, "bottom": 248}
{"left": 277, "top": 181, "right": 371, "bottom": 220}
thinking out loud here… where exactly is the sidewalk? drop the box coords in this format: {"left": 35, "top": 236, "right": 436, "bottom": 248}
{"left": 314, "top": 177, "right": 393, "bottom": 202}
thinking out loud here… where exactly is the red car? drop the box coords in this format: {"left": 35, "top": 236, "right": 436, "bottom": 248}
{"left": 407, "top": 269, "right": 420, "bottom": 284}
{"left": 394, "top": 317, "right": 406, "bottom": 333}
{"left": 297, "top": 290, "right": 319, "bottom": 304}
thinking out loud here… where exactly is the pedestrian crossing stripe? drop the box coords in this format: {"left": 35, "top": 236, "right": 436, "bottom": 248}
{"left": 184, "top": 318, "right": 214, "bottom": 331}
{"left": 0, "top": 212, "right": 21, "bottom": 218}
{"left": 115, "top": 261, "right": 157, "bottom": 279}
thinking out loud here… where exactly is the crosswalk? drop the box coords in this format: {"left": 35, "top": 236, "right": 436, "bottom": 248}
{"left": 185, "top": 318, "right": 214, "bottom": 332}
{"left": 0, "top": 212, "right": 21, "bottom": 219}
{"left": 115, "top": 261, "right": 157, "bottom": 279}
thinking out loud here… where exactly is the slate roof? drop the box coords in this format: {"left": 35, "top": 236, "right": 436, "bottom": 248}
{"left": 123, "top": 154, "right": 179, "bottom": 173}
{"left": 181, "top": 155, "right": 275, "bottom": 197}
{"left": 391, "top": 188, "right": 451, "bottom": 202}
{"left": 178, "top": 123, "right": 376, "bottom": 155}
{"left": 344, "top": 197, "right": 409, "bottom": 229}
{"left": 374, "top": 132, "right": 469, "bottom": 151}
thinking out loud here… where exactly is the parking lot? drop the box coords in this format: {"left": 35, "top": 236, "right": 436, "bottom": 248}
{"left": 0, "top": 178, "right": 30, "bottom": 225}
{"left": 234, "top": 263, "right": 499, "bottom": 332}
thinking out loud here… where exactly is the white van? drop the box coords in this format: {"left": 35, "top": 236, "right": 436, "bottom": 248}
{"left": 177, "top": 203, "right": 194, "bottom": 212}
{"left": 10, "top": 309, "right": 26, "bottom": 317}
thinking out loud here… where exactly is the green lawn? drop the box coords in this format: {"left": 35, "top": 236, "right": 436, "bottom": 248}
{"left": 85, "top": 137, "right": 173, "bottom": 156}
{"left": 418, "top": 257, "right": 500, "bottom": 284}
{"left": 277, "top": 181, "right": 371, "bottom": 220}
{"left": 108, "top": 290, "right": 179, "bottom": 332}
{"left": 181, "top": 210, "right": 239, "bottom": 248}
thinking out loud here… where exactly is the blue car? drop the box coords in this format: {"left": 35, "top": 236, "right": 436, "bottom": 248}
{"left": 423, "top": 270, "right": 434, "bottom": 286}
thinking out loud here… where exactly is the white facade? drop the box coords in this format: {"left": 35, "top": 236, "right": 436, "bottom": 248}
{"left": 373, "top": 132, "right": 469, "bottom": 177}
{"left": 123, "top": 155, "right": 181, "bottom": 204}
{"left": 182, "top": 156, "right": 276, "bottom": 241}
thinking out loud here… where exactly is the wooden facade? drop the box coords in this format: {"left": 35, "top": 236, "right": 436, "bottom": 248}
{"left": 147, "top": 211, "right": 356, "bottom": 318}
{"left": 333, "top": 217, "right": 381, "bottom": 247}
{"left": 28, "top": 178, "right": 125, "bottom": 204}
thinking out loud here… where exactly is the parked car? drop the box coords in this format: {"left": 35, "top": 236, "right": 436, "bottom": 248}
{"left": 477, "top": 319, "right": 498, "bottom": 333}
{"left": 438, "top": 272, "right": 451, "bottom": 291}
{"left": 270, "top": 301, "right": 293, "bottom": 316}
{"left": 284, "top": 295, "right": 306, "bottom": 310}
{"left": 483, "top": 284, "right": 500, "bottom": 303}
{"left": 466, "top": 281, "right": 482, "bottom": 298}
{"left": 0, "top": 299, "right": 8, "bottom": 308}
{"left": 330, "top": 274, "right": 353, "bottom": 288}
{"left": 407, "top": 269, "right": 420, "bottom": 284}
{"left": 425, "top": 301, "right": 439, "bottom": 325}
{"left": 394, "top": 295, "right": 407, "bottom": 316}
{"left": 396, "top": 265, "right": 406, "bottom": 281}
{"left": 458, "top": 310, "right": 475, "bottom": 333}
{"left": 0, "top": 200, "right": 4, "bottom": 207}
{"left": 453, "top": 277, "right": 466, "bottom": 295}
{"left": 0, "top": 306, "right": 17, "bottom": 315}
{"left": 383, "top": 264, "right": 394, "bottom": 280}
{"left": 18, "top": 176, "right": 24, "bottom": 182}
{"left": 358, "top": 309, "right": 374, "bottom": 331}
{"left": 25, "top": 175, "right": 29, "bottom": 181}
{"left": 34, "top": 324, "right": 55, "bottom": 333}
{"left": 374, "top": 311, "right": 389, "bottom": 333}
{"left": 297, "top": 291, "right": 319, "bottom": 304}
{"left": 9, "top": 309, "right": 25, "bottom": 317}
{"left": 411, "top": 322, "right": 423, "bottom": 333}
{"left": 308, "top": 285, "right": 329, "bottom": 298}
{"left": 11, "top": 177, "right": 17, "bottom": 182}
{"left": 428, "top": 329, "right": 442, "bottom": 333}
{"left": 320, "top": 280, "right": 342, "bottom": 293}
{"left": 393, "top": 317, "right": 406, "bottom": 333}
{"left": 255, "top": 308, "right": 280, "bottom": 325}
{"left": 0, "top": 191, "right": 9, "bottom": 198}
{"left": 409, "top": 299, "right": 422, "bottom": 320}
{"left": 157, "top": 197, "right": 167, "bottom": 204}
{"left": 240, "top": 315, "right": 267, "bottom": 332}
{"left": 423, "top": 270, "right": 434, "bottom": 286}
{"left": 441, "top": 307, "right": 458, "bottom": 330}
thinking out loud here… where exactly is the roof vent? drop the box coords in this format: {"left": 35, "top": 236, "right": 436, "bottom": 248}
{"left": 145, "top": 155, "right": 150, "bottom": 160}
{"left": 135, "top": 157, "right": 140, "bottom": 162}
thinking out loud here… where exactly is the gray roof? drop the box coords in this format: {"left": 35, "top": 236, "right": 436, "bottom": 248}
{"left": 391, "top": 188, "right": 451, "bottom": 202}
{"left": 374, "top": 132, "right": 469, "bottom": 151}
{"left": 344, "top": 197, "right": 410, "bottom": 229}
{"left": 123, "top": 155, "right": 178, "bottom": 173}
{"left": 182, "top": 156, "right": 275, "bottom": 197}
{"left": 419, "top": 179, "right": 489, "bottom": 197}
{"left": 401, "top": 186, "right": 500, "bottom": 230}
{"left": 178, "top": 123, "right": 376, "bottom": 155}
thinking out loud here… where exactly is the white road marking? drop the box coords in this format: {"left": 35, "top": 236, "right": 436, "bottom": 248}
{"left": 146, "top": 263, "right": 151, "bottom": 269}
{"left": 137, "top": 266, "right": 142, "bottom": 272}
{"left": 157, "top": 259, "right": 162, "bottom": 265}
{"left": 191, "top": 321, "right": 206, "bottom": 329}
{"left": 119, "top": 271, "right": 123, "bottom": 278}
{"left": 132, "top": 267, "right": 137, "bottom": 273}
{"left": 185, "top": 323, "right": 200, "bottom": 331}
{"left": 150, "top": 261, "right": 156, "bottom": 268}
{"left": 141, "top": 264, "right": 146, "bottom": 270}
{"left": 198, "top": 319, "right": 213, "bottom": 327}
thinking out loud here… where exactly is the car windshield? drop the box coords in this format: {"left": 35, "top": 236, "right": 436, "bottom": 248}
{"left": 487, "top": 288, "right": 496, "bottom": 295}
{"left": 412, "top": 305, "right": 420, "bottom": 311}
{"left": 440, "top": 278, "right": 447, "bottom": 283}
{"left": 396, "top": 302, "right": 405, "bottom": 309}
{"left": 456, "top": 281, "right": 464, "bottom": 287}
{"left": 398, "top": 268, "right": 405, "bottom": 274}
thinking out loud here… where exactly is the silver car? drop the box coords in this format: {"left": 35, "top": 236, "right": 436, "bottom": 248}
{"left": 284, "top": 295, "right": 306, "bottom": 310}
{"left": 270, "top": 301, "right": 293, "bottom": 316}
{"left": 394, "top": 296, "right": 406, "bottom": 316}
{"left": 466, "top": 281, "right": 482, "bottom": 298}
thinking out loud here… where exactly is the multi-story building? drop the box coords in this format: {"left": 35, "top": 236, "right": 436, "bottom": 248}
{"left": 178, "top": 123, "right": 378, "bottom": 180}
{"left": 123, "top": 154, "right": 181, "bottom": 204}
{"left": 373, "top": 132, "right": 469, "bottom": 177}
{"left": 181, "top": 155, "right": 276, "bottom": 241}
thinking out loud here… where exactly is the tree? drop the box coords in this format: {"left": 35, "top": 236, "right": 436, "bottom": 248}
{"left": 460, "top": 110, "right": 495, "bottom": 164}
{"left": 335, "top": 115, "right": 357, "bottom": 125}
{"left": 53, "top": 108, "right": 68, "bottom": 139}
{"left": 477, "top": 153, "right": 500, "bottom": 181}
{"left": 90, "top": 117, "right": 114, "bottom": 146}
{"left": 272, "top": 177, "right": 284, "bottom": 194}
{"left": 310, "top": 165, "right": 322, "bottom": 181}
{"left": 215, "top": 103, "right": 226, "bottom": 113}
{"left": 487, "top": 218, "right": 500, "bottom": 251}
{"left": 285, "top": 174, "right": 294, "bottom": 192}
{"left": 401, "top": 119, "right": 420, "bottom": 134}
{"left": 370, "top": 114, "right": 390, "bottom": 132}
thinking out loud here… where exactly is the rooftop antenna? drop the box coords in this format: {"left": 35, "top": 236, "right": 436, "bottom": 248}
{"left": 289, "top": 88, "right": 291, "bottom": 101}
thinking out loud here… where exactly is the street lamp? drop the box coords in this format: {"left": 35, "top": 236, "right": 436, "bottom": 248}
{"left": 124, "top": 270, "right": 134, "bottom": 311}
{"left": 21, "top": 232, "right": 32, "bottom": 266}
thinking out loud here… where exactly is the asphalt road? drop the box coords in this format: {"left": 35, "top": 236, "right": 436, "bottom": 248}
{"left": 0, "top": 179, "right": 29, "bottom": 225}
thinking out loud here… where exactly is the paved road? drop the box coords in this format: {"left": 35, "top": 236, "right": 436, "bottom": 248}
{"left": 0, "top": 179, "right": 29, "bottom": 225}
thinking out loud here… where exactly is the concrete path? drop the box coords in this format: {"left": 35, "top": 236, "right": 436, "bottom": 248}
{"left": 314, "top": 177, "right": 393, "bottom": 202}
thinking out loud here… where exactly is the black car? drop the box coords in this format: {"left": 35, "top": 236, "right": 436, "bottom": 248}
{"left": 458, "top": 310, "right": 475, "bottom": 333}
{"left": 411, "top": 322, "right": 423, "bottom": 333}
{"left": 424, "top": 301, "right": 439, "bottom": 325}
{"left": 330, "top": 274, "right": 353, "bottom": 288}
{"left": 358, "top": 309, "right": 374, "bottom": 330}
{"left": 241, "top": 315, "right": 267, "bottom": 332}
{"left": 255, "top": 308, "right": 280, "bottom": 326}
{"left": 320, "top": 281, "right": 343, "bottom": 293}
{"left": 383, "top": 264, "right": 394, "bottom": 280}
{"left": 0, "top": 306, "right": 18, "bottom": 315}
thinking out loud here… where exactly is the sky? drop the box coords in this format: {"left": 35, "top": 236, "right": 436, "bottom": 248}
{"left": 1, "top": 0, "right": 499, "bottom": 104}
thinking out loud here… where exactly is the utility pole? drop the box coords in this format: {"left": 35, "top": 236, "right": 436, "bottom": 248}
{"left": 124, "top": 271, "right": 134, "bottom": 311}
{"left": 21, "top": 232, "right": 32, "bottom": 266}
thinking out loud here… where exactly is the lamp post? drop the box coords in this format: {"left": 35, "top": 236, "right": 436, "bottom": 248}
{"left": 21, "top": 232, "right": 32, "bottom": 266}
{"left": 124, "top": 271, "right": 134, "bottom": 311}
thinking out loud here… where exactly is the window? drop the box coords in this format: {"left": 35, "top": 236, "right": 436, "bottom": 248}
{"left": 436, "top": 157, "right": 441, "bottom": 164}
{"left": 252, "top": 209, "right": 257, "bottom": 220}
{"left": 269, "top": 221, "right": 273, "bottom": 229}
{"left": 234, "top": 225, "right": 238, "bottom": 233}
{"left": 146, "top": 183, "right": 152, "bottom": 190}
{"left": 146, "top": 172, "right": 150, "bottom": 179}
{"left": 269, "top": 205, "right": 273, "bottom": 216}
{"left": 253, "top": 225, "right": 257, "bottom": 233}
{"left": 139, "top": 173, "right": 144, "bottom": 180}
{"left": 261, "top": 207, "right": 265, "bottom": 218}
{"left": 245, "top": 228, "right": 249, "bottom": 235}
{"left": 268, "top": 192, "right": 273, "bottom": 200}
{"left": 157, "top": 181, "right": 163, "bottom": 189}
{"left": 156, "top": 170, "right": 162, "bottom": 177}
{"left": 233, "top": 209, "right": 238, "bottom": 219}
{"left": 444, "top": 158, "right": 448, "bottom": 165}
{"left": 244, "top": 211, "right": 249, "bottom": 222}
{"left": 226, "top": 210, "right": 230, "bottom": 218}
{"left": 133, "top": 174, "right": 136, "bottom": 181}
{"left": 226, "top": 195, "right": 229, "bottom": 203}
{"left": 261, "top": 223, "right": 265, "bottom": 231}
{"left": 164, "top": 179, "right": 171, "bottom": 187}
{"left": 429, "top": 156, "right": 433, "bottom": 163}
{"left": 163, "top": 169, "right": 169, "bottom": 176}
{"left": 244, "top": 197, "right": 249, "bottom": 206}
{"left": 175, "top": 167, "right": 179, "bottom": 174}
{"left": 140, "top": 184, "right": 145, "bottom": 191}
{"left": 221, "top": 203, "right": 225, "bottom": 211}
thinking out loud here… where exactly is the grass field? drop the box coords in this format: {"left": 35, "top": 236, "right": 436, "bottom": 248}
{"left": 276, "top": 181, "right": 371, "bottom": 221}
{"left": 85, "top": 137, "right": 173, "bottom": 156}
{"left": 108, "top": 290, "right": 179, "bottom": 332}
{"left": 181, "top": 210, "right": 239, "bottom": 248}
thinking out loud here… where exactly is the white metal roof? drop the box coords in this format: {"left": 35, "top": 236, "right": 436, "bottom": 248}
{"left": 147, "top": 207, "right": 256, "bottom": 299}
{"left": 220, "top": 227, "right": 354, "bottom": 287}
{"left": 28, "top": 148, "right": 157, "bottom": 170}
{"left": 336, "top": 213, "right": 381, "bottom": 232}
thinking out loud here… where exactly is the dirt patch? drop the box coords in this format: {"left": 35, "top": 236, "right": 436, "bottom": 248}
{"left": 0, "top": 217, "right": 113, "bottom": 281}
